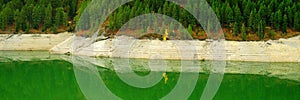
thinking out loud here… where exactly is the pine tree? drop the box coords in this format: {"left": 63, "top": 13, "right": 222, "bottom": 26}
{"left": 163, "top": 2, "right": 168, "bottom": 15}
{"left": 270, "top": 12, "right": 275, "bottom": 28}
{"left": 158, "top": 7, "right": 162, "bottom": 14}
{"left": 20, "top": 8, "right": 27, "bottom": 31}
{"left": 286, "top": 7, "right": 293, "bottom": 27}
{"left": 243, "top": 0, "right": 251, "bottom": 21}
{"left": 187, "top": 24, "right": 193, "bottom": 36}
{"left": 276, "top": 10, "right": 282, "bottom": 32}
{"left": 233, "top": 4, "right": 242, "bottom": 34}
{"left": 44, "top": 3, "right": 53, "bottom": 30}
{"left": 32, "top": 6, "right": 42, "bottom": 29}
{"left": 55, "top": 7, "right": 67, "bottom": 27}
{"left": 0, "top": 12, "right": 5, "bottom": 31}
{"left": 258, "top": 4, "right": 266, "bottom": 20}
{"left": 24, "top": 4, "right": 34, "bottom": 24}
{"left": 241, "top": 23, "right": 247, "bottom": 41}
{"left": 2, "top": 5, "right": 14, "bottom": 25}
{"left": 0, "top": 5, "right": 14, "bottom": 30}
{"left": 172, "top": 4, "right": 179, "bottom": 20}
{"left": 25, "top": 23, "right": 30, "bottom": 33}
{"left": 74, "top": 0, "right": 90, "bottom": 24}
{"left": 248, "top": 10, "right": 255, "bottom": 30}
{"left": 14, "top": 9, "right": 21, "bottom": 32}
{"left": 68, "top": 0, "right": 77, "bottom": 18}
{"left": 257, "top": 20, "right": 266, "bottom": 39}
{"left": 51, "top": 25, "right": 57, "bottom": 34}
{"left": 294, "top": 12, "right": 300, "bottom": 31}
{"left": 283, "top": 14, "right": 288, "bottom": 34}
{"left": 233, "top": 22, "right": 239, "bottom": 36}
{"left": 261, "top": 19, "right": 266, "bottom": 39}
{"left": 234, "top": 4, "right": 242, "bottom": 22}
{"left": 225, "top": 3, "right": 233, "bottom": 24}
{"left": 269, "top": 30, "right": 275, "bottom": 39}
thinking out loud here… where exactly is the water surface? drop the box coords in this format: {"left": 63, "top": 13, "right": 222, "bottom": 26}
{"left": 0, "top": 51, "right": 300, "bottom": 100}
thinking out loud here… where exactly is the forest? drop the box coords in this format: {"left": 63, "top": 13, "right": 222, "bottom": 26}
{"left": 0, "top": 0, "right": 300, "bottom": 41}
{"left": 0, "top": 0, "right": 77, "bottom": 34}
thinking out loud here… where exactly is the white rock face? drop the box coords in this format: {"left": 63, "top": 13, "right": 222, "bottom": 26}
{"left": 50, "top": 35, "right": 300, "bottom": 62}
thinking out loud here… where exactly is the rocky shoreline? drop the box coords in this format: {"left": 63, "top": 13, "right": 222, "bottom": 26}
{"left": 1, "top": 33, "right": 299, "bottom": 82}
{"left": 0, "top": 32, "right": 299, "bottom": 62}
{"left": 50, "top": 35, "right": 300, "bottom": 62}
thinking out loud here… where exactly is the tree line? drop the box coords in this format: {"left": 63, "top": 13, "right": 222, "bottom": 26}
{"left": 1, "top": 0, "right": 300, "bottom": 40}
{"left": 0, "top": 0, "right": 77, "bottom": 33}
{"left": 102, "top": 0, "right": 300, "bottom": 40}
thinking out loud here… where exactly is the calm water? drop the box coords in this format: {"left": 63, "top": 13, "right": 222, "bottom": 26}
{"left": 0, "top": 53, "right": 300, "bottom": 99}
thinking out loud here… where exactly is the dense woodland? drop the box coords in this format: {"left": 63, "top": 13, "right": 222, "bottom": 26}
{"left": 0, "top": 0, "right": 77, "bottom": 33}
{"left": 0, "top": 0, "right": 300, "bottom": 40}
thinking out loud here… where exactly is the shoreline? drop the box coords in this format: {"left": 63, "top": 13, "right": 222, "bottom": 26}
{"left": 0, "top": 32, "right": 299, "bottom": 62}
{"left": 51, "top": 35, "right": 300, "bottom": 62}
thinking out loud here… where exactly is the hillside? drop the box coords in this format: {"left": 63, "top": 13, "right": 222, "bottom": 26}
{"left": 0, "top": 0, "right": 300, "bottom": 41}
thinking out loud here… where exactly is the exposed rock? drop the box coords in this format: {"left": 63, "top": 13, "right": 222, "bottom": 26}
{"left": 50, "top": 35, "right": 300, "bottom": 62}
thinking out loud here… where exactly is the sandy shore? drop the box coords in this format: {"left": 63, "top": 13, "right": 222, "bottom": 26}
{"left": 0, "top": 32, "right": 72, "bottom": 50}
{"left": 50, "top": 35, "right": 300, "bottom": 62}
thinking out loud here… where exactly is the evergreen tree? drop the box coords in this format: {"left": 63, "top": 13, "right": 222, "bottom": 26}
{"left": 233, "top": 4, "right": 242, "bottom": 34}
{"left": 74, "top": 0, "right": 90, "bottom": 24}
{"left": 32, "top": 6, "right": 42, "bottom": 29}
{"left": 67, "top": 0, "right": 77, "bottom": 18}
{"left": 14, "top": 9, "right": 21, "bottom": 32}
{"left": 241, "top": 23, "right": 247, "bottom": 41}
{"left": 248, "top": 10, "right": 256, "bottom": 30}
{"left": 187, "top": 24, "right": 193, "bottom": 36}
{"left": 233, "top": 22, "right": 239, "bottom": 36}
{"left": 44, "top": 3, "right": 53, "bottom": 31}
{"left": 25, "top": 23, "right": 30, "bottom": 33}
{"left": 294, "top": 12, "right": 300, "bottom": 31}
{"left": 157, "top": 7, "right": 162, "bottom": 14}
{"left": 276, "top": 10, "right": 282, "bottom": 32}
{"left": 269, "top": 30, "right": 275, "bottom": 39}
{"left": 257, "top": 3, "right": 266, "bottom": 20}
{"left": 270, "top": 12, "right": 275, "bottom": 28}
{"left": 286, "top": 7, "right": 293, "bottom": 27}
{"left": 0, "top": 12, "right": 5, "bottom": 30}
{"left": 225, "top": 3, "right": 233, "bottom": 24}
{"left": 283, "top": 14, "right": 288, "bottom": 34}
{"left": 24, "top": 4, "right": 34, "bottom": 24}
{"left": 243, "top": 0, "right": 251, "bottom": 21}
{"left": 257, "top": 20, "right": 266, "bottom": 39}
{"left": 254, "top": 10, "right": 261, "bottom": 32}
{"left": 2, "top": 4, "right": 14, "bottom": 25}
{"left": 162, "top": 2, "right": 168, "bottom": 15}
{"left": 55, "top": 7, "right": 67, "bottom": 27}
{"left": 20, "top": 8, "right": 27, "bottom": 31}
{"left": 51, "top": 25, "right": 57, "bottom": 34}
{"left": 172, "top": 4, "right": 179, "bottom": 20}
{"left": 0, "top": 5, "right": 14, "bottom": 30}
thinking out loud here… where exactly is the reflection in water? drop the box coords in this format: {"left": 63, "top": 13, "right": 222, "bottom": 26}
{"left": 0, "top": 51, "right": 300, "bottom": 99}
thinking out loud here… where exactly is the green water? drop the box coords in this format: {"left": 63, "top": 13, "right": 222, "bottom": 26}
{"left": 1, "top": 60, "right": 300, "bottom": 100}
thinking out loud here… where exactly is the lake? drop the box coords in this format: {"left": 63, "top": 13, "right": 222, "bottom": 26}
{"left": 0, "top": 51, "right": 299, "bottom": 100}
